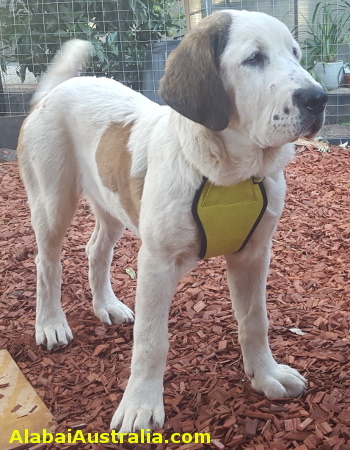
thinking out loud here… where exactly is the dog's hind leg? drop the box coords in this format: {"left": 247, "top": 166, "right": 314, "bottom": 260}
{"left": 86, "top": 203, "right": 134, "bottom": 325}
{"left": 19, "top": 144, "right": 79, "bottom": 350}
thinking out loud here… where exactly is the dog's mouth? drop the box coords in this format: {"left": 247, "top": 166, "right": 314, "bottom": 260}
{"left": 292, "top": 112, "right": 325, "bottom": 142}
{"left": 305, "top": 114, "right": 325, "bottom": 139}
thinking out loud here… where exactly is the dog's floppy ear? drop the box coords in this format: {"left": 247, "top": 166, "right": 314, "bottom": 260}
{"left": 159, "top": 12, "right": 232, "bottom": 131}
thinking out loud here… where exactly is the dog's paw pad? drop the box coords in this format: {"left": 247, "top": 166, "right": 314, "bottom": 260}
{"left": 94, "top": 300, "right": 134, "bottom": 326}
{"left": 36, "top": 320, "right": 73, "bottom": 350}
{"left": 110, "top": 378, "right": 164, "bottom": 432}
{"left": 251, "top": 363, "right": 307, "bottom": 399}
{"left": 110, "top": 401, "right": 164, "bottom": 432}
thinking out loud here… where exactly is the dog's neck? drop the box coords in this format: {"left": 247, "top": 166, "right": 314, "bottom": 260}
{"left": 171, "top": 111, "right": 295, "bottom": 186}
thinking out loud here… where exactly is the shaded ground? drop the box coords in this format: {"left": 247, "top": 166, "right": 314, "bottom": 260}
{"left": 0, "top": 148, "right": 17, "bottom": 162}
{"left": 1, "top": 144, "right": 350, "bottom": 449}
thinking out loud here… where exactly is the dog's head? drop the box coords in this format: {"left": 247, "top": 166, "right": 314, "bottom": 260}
{"left": 159, "top": 10, "right": 327, "bottom": 148}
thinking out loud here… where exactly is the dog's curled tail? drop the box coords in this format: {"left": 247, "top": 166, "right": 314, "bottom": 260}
{"left": 31, "top": 39, "right": 92, "bottom": 105}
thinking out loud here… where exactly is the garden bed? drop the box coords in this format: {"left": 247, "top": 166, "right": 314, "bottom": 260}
{"left": 1, "top": 144, "right": 350, "bottom": 449}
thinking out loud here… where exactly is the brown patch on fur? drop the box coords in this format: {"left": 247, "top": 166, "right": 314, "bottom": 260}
{"left": 158, "top": 12, "right": 233, "bottom": 131}
{"left": 17, "top": 101, "right": 55, "bottom": 164}
{"left": 16, "top": 117, "right": 29, "bottom": 164}
{"left": 96, "top": 123, "right": 144, "bottom": 227}
{"left": 17, "top": 102, "right": 50, "bottom": 163}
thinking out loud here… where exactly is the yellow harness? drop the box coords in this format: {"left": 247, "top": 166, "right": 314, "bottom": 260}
{"left": 192, "top": 177, "right": 267, "bottom": 259}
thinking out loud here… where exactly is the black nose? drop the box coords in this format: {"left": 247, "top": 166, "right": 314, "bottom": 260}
{"left": 293, "top": 87, "right": 328, "bottom": 115}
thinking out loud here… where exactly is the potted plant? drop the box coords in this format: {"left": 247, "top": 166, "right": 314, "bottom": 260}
{"left": 0, "top": 0, "right": 183, "bottom": 91}
{"left": 343, "top": 63, "right": 350, "bottom": 88}
{"left": 302, "top": 1, "right": 350, "bottom": 90}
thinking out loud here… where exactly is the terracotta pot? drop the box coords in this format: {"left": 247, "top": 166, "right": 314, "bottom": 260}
{"left": 344, "top": 74, "right": 350, "bottom": 88}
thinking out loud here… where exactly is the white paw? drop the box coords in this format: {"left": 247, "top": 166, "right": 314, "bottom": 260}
{"left": 36, "top": 314, "right": 73, "bottom": 350}
{"left": 94, "top": 297, "right": 134, "bottom": 325}
{"left": 250, "top": 363, "right": 307, "bottom": 399}
{"left": 110, "top": 379, "right": 164, "bottom": 432}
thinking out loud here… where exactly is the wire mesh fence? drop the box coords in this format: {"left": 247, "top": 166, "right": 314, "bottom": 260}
{"left": 0, "top": 0, "right": 186, "bottom": 115}
{"left": 1, "top": 0, "right": 350, "bottom": 140}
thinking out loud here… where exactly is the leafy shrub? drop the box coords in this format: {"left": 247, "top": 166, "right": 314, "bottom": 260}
{"left": 301, "top": 1, "right": 350, "bottom": 71}
{"left": 0, "top": 0, "right": 184, "bottom": 90}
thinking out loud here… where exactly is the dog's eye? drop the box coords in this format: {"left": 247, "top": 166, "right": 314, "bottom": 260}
{"left": 292, "top": 47, "right": 300, "bottom": 59}
{"left": 243, "top": 52, "right": 265, "bottom": 67}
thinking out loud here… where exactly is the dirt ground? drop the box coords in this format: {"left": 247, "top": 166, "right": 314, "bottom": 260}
{"left": 1, "top": 143, "right": 350, "bottom": 450}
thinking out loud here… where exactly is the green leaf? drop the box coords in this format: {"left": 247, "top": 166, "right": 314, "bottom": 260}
{"left": 0, "top": 0, "right": 184, "bottom": 89}
{"left": 77, "top": 22, "right": 93, "bottom": 36}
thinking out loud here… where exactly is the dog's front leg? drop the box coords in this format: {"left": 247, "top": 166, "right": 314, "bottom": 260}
{"left": 110, "top": 245, "right": 195, "bottom": 432}
{"left": 225, "top": 249, "right": 307, "bottom": 399}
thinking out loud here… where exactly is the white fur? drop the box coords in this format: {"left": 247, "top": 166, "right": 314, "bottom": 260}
{"left": 18, "top": 10, "right": 326, "bottom": 433}
{"left": 31, "top": 40, "right": 92, "bottom": 105}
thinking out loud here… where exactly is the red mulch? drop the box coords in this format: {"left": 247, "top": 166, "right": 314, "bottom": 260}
{"left": 1, "top": 145, "right": 350, "bottom": 450}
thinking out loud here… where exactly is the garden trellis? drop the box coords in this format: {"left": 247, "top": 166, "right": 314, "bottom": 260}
{"left": 0, "top": 0, "right": 186, "bottom": 114}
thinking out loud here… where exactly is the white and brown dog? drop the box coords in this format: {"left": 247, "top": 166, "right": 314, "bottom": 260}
{"left": 18, "top": 10, "right": 327, "bottom": 432}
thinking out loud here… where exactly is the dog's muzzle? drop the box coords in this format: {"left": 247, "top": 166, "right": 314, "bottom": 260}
{"left": 292, "top": 86, "right": 328, "bottom": 137}
{"left": 293, "top": 86, "right": 328, "bottom": 115}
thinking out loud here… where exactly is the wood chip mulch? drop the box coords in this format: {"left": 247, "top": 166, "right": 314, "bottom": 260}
{"left": 1, "top": 143, "right": 350, "bottom": 450}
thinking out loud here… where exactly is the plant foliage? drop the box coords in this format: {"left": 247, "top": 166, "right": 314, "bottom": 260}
{"left": 301, "top": 1, "right": 350, "bottom": 70}
{"left": 0, "top": 0, "right": 184, "bottom": 89}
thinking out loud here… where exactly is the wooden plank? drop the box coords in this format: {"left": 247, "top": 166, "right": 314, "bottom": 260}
{"left": 0, "top": 349, "right": 56, "bottom": 450}
{"left": 184, "top": 0, "right": 191, "bottom": 31}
